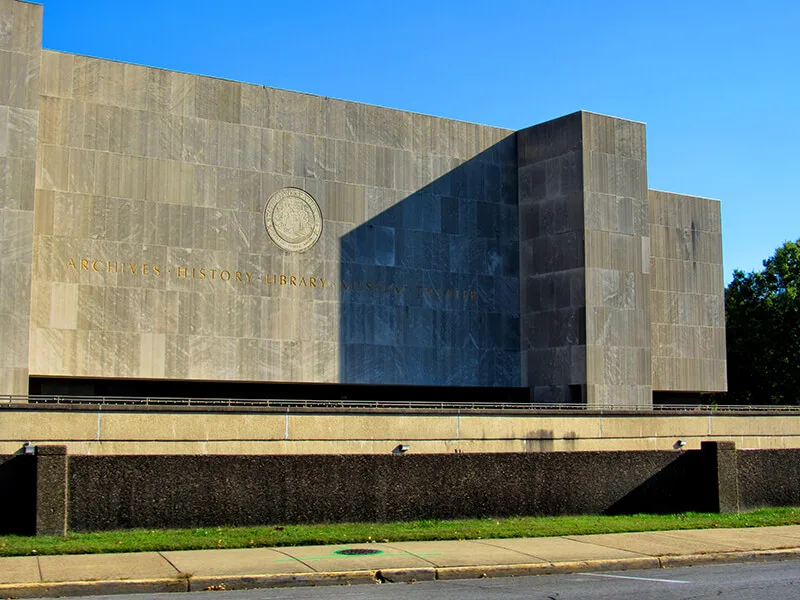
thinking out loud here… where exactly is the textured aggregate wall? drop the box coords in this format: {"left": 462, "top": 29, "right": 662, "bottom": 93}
{"left": 649, "top": 190, "right": 726, "bottom": 391}
{"left": 31, "top": 48, "right": 518, "bottom": 386}
{"left": 0, "top": 0, "right": 41, "bottom": 394}
{"left": 737, "top": 449, "right": 800, "bottom": 510}
{"left": 65, "top": 451, "right": 709, "bottom": 531}
{"left": 11, "top": 446, "right": 800, "bottom": 534}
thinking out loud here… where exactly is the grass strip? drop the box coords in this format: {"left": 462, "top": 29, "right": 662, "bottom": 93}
{"left": 1, "top": 507, "right": 799, "bottom": 558}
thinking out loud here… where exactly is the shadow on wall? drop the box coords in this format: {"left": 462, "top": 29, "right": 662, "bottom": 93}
{"left": 0, "top": 455, "right": 36, "bottom": 535}
{"left": 605, "top": 451, "right": 713, "bottom": 515}
{"left": 338, "top": 139, "right": 521, "bottom": 388}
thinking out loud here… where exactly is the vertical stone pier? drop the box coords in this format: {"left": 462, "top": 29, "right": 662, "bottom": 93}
{"left": 518, "top": 112, "right": 652, "bottom": 407}
{"left": 35, "top": 445, "right": 68, "bottom": 535}
{"left": 0, "top": 0, "right": 42, "bottom": 396}
{"left": 702, "top": 441, "right": 740, "bottom": 514}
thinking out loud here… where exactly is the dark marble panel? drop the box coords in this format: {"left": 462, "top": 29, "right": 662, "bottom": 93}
{"left": 476, "top": 201, "right": 497, "bottom": 238}
{"left": 517, "top": 112, "right": 583, "bottom": 167}
{"left": 448, "top": 235, "right": 470, "bottom": 274}
{"left": 374, "top": 226, "right": 395, "bottom": 267}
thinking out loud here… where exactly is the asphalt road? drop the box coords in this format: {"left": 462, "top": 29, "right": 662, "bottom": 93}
{"left": 28, "top": 560, "right": 800, "bottom": 600}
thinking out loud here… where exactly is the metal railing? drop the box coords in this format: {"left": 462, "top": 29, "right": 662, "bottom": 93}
{"left": 2, "top": 394, "right": 799, "bottom": 414}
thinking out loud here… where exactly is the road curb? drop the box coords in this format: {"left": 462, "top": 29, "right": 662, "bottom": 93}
{"left": 187, "top": 571, "right": 377, "bottom": 592}
{"left": 436, "top": 562, "right": 554, "bottom": 580}
{"left": 2, "top": 548, "right": 799, "bottom": 597}
{"left": 0, "top": 577, "right": 187, "bottom": 599}
{"left": 375, "top": 567, "right": 437, "bottom": 583}
{"left": 658, "top": 547, "right": 800, "bottom": 568}
{"left": 547, "top": 556, "right": 662, "bottom": 574}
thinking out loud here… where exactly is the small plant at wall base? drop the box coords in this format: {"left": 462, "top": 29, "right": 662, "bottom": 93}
{"left": 724, "top": 239, "right": 800, "bottom": 405}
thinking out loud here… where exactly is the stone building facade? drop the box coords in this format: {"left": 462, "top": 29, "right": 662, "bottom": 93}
{"left": 0, "top": 0, "right": 726, "bottom": 406}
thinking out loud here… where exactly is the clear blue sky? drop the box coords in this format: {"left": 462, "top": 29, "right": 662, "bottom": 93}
{"left": 39, "top": 0, "right": 799, "bottom": 282}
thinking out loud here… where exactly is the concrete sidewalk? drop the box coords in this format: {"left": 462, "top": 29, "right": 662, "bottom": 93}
{"left": 3, "top": 526, "right": 800, "bottom": 597}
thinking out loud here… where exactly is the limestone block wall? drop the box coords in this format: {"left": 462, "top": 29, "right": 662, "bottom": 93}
{"left": 582, "top": 113, "right": 652, "bottom": 407}
{"left": 649, "top": 190, "right": 726, "bottom": 391}
{"left": 30, "top": 49, "right": 519, "bottom": 386}
{"left": 0, "top": 0, "right": 728, "bottom": 401}
{"left": 0, "top": 0, "right": 40, "bottom": 395}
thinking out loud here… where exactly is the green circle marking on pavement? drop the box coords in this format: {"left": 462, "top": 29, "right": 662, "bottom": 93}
{"left": 334, "top": 548, "right": 384, "bottom": 556}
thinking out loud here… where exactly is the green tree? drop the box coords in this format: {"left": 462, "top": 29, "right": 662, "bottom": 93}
{"left": 724, "top": 239, "right": 800, "bottom": 404}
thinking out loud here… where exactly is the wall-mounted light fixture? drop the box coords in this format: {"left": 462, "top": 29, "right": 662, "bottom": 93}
{"left": 393, "top": 444, "right": 410, "bottom": 454}
{"left": 673, "top": 439, "right": 687, "bottom": 450}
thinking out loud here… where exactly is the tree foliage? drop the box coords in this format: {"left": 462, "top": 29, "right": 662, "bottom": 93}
{"left": 724, "top": 239, "right": 800, "bottom": 404}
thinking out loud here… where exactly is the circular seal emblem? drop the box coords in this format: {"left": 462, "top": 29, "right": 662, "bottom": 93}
{"left": 264, "top": 188, "right": 323, "bottom": 252}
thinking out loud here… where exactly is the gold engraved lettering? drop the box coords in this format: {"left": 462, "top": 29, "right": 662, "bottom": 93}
{"left": 59, "top": 256, "right": 481, "bottom": 303}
